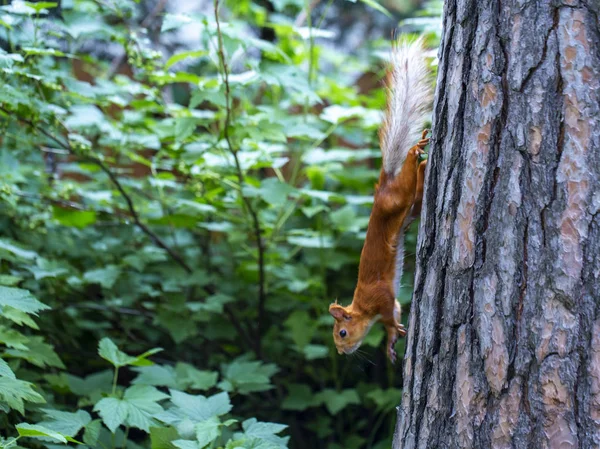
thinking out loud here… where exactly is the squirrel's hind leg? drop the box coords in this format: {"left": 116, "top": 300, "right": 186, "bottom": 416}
{"left": 376, "top": 131, "right": 429, "bottom": 216}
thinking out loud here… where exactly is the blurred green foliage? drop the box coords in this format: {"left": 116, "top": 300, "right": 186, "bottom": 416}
{"left": 0, "top": 0, "right": 441, "bottom": 448}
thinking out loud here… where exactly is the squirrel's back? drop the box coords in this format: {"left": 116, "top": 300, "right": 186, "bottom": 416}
{"left": 379, "top": 37, "right": 432, "bottom": 177}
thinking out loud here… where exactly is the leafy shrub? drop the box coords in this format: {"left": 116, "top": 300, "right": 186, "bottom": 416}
{"left": 0, "top": 0, "right": 441, "bottom": 448}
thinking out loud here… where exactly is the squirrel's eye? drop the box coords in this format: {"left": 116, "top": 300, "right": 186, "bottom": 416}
{"left": 339, "top": 330, "right": 347, "bottom": 338}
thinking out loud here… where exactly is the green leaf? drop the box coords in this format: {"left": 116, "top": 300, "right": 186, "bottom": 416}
{"left": 172, "top": 440, "right": 198, "bottom": 449}
{"left": 284, "top": 311, "right": 315, "bottom": 349}
{"left": 220, "top": 360, "right": 277, "bottom": 395}
{"left": 2, "top": 307, "right": 38, "bottom": 328}
{"left": 195, "top": 416, "right": 221, "bottom": 448}
{"left": 169, "top": 390, "right": 232, "bottom": 421}
{"left": 174, "top": 200, "right": 217, "bottom": 216}
{"left": 64, "top": 105, "right": 105, "bottom": 128}
{"left": 300, "top": 205, "right": 329, "bottom": 218}
{"left": 1, "top": 2, "right": 36, "bottom": 14}
{"left": 133, "top": 365, "right": 177, "bottom": 388}
{"left": 161, "top": 14, "right": 194, "bottom": 32}
{"left": 186, "top": 294, "right": 235, "bottom": 314}
{"left": 174, "top": 364, "right": 218, "bottom": 391}
{"left": 6, "top": 336, "right": 65, "bottom": 368}
{"left": 52, "top": 206, "right": 97, "bottom": 228}
{"left": 357, "top": 0, "right": 392, "bottom": 17}
{"left": 123, "top": 385, "right": 169, "bottom": 432}
{"left": 39, "top": 409, "right": 91, "bottom": 437}
{"left": 0, "top": 239, "right": 37, "bottom": 260}
{"left": 366, "top": 388, "right": 402, "bottom": 411}
{"left": 150, "top": 426, "right": 178, "bottom": 449}
{"left": 16, "top": 424, "right": 67, "bottom": 443}
{"left": 0, "top": 286, "right": 49, "bottom": 315}
{"left": 314, "top": 389, "right": 360, "bottom": 415}
{"left": 23, "top": 2, "right": 57, "bottom": 12}
{"left": 83, "top": 265, "right": 121, "bottom": 289}
{"left": 287, "top": 235, "right": 334, "bottom": 249}
{"left": 175, "top": 117, "right": 199, "bottom": 143}
{"left": 0, "top": 275, "right": 23, "bottom": 286}
{"left": 330, "top": 205, "right": 358, "bottom": 232}
{"left": 98, "top": 338, "right": 135, "bottom": 368}
{"left": 0, "top": 377, "right": 45, "bottom": 414}
{"left": 98, "top": 337, "right": 162, "bottom": 368}
{"left": 362, "top": 325, "right": 385, "bottom": 347}
{"left": 94, "top": 385, "right": 168, "bottom": 433}
{"left": 93, "top": 398, "right": 128, "bottom": 433}
{"left": 0, "top": 325, "right": 29, "bottom": 349}
{"left": 302, "top": 344, "right": 328, "bottom": 360}
{"left": 22, "top": 47, "right": 66, "bottom": 57}
{"left": 0, "top": 359, "right": 15, "bottom": 379}
{"left": 83, "top": 420, "right": 102, "bottom": 446}
{"left": 66, "top": 370, "right": 113, "bottom": 398}
{"left": 242, "top": 419, "right": 287, "bottom": 445}
{"left": 27, "top": 258, "right": 70, "bottom": 280}
{"left": 166, "top": 51, "right": 207, "bottom": 69}
{"left": 155, "top": 309, "right": 198, "bottom": 344}
{"left": 303, "top": 148, "right": 379, "bottom": 165}
{"left": 320, "top": 105, "right": 375, "bottom": 124}
{"left": 256, "top": 178, "right": 294, "bottom": 207}
{"left": 281, "top": 384, "right": 317, "bottom": 411}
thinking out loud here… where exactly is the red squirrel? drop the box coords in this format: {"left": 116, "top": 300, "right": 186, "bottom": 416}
{"left": 329, "top": 38, "right": 432, "bottom": 363}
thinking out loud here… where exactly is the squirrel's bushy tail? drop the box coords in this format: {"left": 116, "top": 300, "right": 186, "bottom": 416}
{"left": 380, "top": 37, "right": 432, "bottom": 176}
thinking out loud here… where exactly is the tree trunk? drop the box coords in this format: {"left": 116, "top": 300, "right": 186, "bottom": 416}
{"left": 393, "top": 0, "right": 600, "bottom": 448}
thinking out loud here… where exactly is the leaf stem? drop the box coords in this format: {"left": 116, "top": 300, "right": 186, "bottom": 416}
{"left": 305, "top": 0, "right": 315, "bottom": 86}
{"left": 112, "top": 367, "right": 119, "bottom": 396}
{"left": 121, "top": 426, "right": 129, "bottom": 449}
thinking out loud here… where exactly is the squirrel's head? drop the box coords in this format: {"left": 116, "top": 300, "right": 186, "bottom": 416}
{"left": 329, "top": 302, "right": 374, "bottom": 355}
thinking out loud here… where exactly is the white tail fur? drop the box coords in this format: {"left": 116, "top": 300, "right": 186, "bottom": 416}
{"left": 380, "top": 37, "right": 432, "bottom": 176}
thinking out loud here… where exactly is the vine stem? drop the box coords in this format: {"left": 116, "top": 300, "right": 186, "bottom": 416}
{"left": 213, "top": 0, "right": 267, "bottom": 360}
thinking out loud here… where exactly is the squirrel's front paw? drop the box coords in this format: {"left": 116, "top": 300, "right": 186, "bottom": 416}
{"left": 412, "top": 130, "right": 430, "bottom": 155}
{"left": 397, "top": 323, "right": 407, "bottom": 337}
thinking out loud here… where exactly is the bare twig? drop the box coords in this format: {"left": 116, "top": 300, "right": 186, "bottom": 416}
{"left": 0, "top": 105, "right": 192, "bottom": 274}
{"left": 214, "top": 0, "right": 267, "bottom": 359}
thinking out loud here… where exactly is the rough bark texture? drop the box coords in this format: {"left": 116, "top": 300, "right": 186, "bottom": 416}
{"left": 393, "top": 0, "right": 600, "bottom": 448}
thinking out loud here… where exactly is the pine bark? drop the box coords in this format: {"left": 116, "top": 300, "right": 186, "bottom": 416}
{"left": 393, "top": 0, "right": 600, "bottom": 448}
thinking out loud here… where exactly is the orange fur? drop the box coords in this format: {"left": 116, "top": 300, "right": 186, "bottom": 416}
{"left": 330, "top": 38, "right": 432, "bottom": 363}
{"left": 330, "top": 133, "right": 429, "bottom": 363}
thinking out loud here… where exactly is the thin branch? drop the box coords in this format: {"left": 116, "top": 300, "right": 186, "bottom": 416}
{"left": 214, "top": 0, "right": 267, "bottom": 359}
{"left": 0, "top": 106, "right": 192, "bottom": 274}
{"left": 11, "top": 190, "right": 126, "bottom": 218}
{"left": 91, "top": 157, "right": 193, "bottom": 273}
{"left": 223, "top": 304, "right": 255, "bottom": 352}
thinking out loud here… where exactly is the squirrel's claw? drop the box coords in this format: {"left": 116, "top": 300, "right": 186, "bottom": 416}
{"left": 397, "top": 323, "right": 407, "bottom": 337}
{"left": 388, "top": 346, "right": 397, "bottom": 364}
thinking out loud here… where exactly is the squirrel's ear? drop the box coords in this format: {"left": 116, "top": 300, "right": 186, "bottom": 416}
{"left": 329, "top": 304, "right": 345, "bottom": 321}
